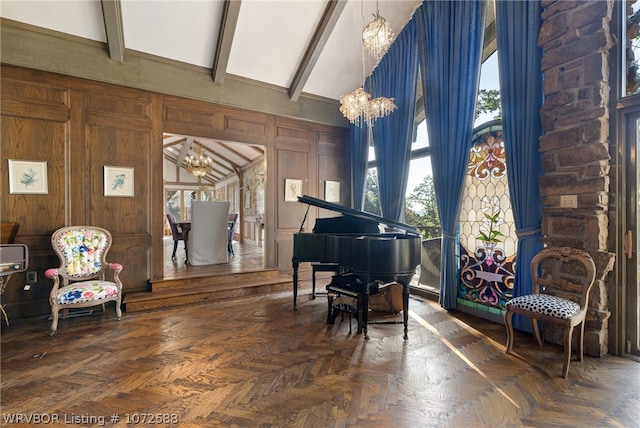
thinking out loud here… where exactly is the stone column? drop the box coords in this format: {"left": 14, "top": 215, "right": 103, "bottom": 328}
{"left": 537, "top": 0, "right": 616, "bottom": 356}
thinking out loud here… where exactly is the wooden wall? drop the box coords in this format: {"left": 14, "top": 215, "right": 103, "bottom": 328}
{"left": 1, "top": 65, "right": 350, "bottom": 319}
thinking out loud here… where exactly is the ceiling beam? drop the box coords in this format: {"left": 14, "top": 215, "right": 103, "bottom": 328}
{"left": 212, "top": 0, "right": 242, "bottom": 84}
{"left": 163, "top": 137, "right": 187, "bottom": 149}
{"left": 100, "top": 0, "right": 125, "bottom": 63}
{"left": 176, "top": 139, "right": 194, "bottom": 167}
{"left": 288, "top": 0, "right": 347, "bottom": 101}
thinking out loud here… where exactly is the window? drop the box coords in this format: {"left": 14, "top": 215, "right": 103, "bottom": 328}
{"left": 624, "top": 0, "right": 640, "bottom": 96}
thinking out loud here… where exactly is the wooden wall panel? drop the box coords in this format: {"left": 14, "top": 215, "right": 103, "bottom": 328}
{"left": 162, "top": 95, "right": 271, "bottom": 145}
{"left": 318, "top": 152, "right": 348, "bottom": 208}
{"left": 276, "top": 148, "right": 311, "bottom": 231}
{"left": 0, "top": 65, "right": 349, "bottom": 317}
{"left": 86, "top": 125, "right": 151, "bottom": 233}
{"left": 1, "top": 117, "right": 66, "bottom": 237}
{"left": 1, "top": 77, "right": 72, "bottom": 319}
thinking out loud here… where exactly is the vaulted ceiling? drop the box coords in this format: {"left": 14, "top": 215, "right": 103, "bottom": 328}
{"left": 163, "top": 133, "right": 264, "bottom": 184}
{"left": 1, "top": 0, "right": 426, "bottom": 101}
{"left": 1, "top": 1, "right": 496, "bottom": 184}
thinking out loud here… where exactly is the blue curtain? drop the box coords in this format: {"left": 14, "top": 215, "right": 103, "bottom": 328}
{"left": 370, "top": 19, "right": 418, "bottom": 221}
{"left": 496, "top": 0, "right": 544, "bottom": 330}
{"left": 350, "top": 124, "right": 369, "bottom": 210}
{"left": 417, "top": 0, "right": 487, "bottom": 309}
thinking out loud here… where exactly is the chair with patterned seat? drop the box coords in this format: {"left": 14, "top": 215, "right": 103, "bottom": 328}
{"left": 504, "top": 246, "right": 596, "bottom": 378}
{"left": 45, "top": 226, "right": 123, "bottom": 335}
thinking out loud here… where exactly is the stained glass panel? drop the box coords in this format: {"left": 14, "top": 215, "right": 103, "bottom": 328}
{"left": 458, "top": 121, "right": 517, "bottom": 312}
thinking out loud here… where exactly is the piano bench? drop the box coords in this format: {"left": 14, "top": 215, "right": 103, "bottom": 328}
{"left": 311, "top": 263, "right": 341, "bottom": 299}
{"left": 326, "top": 289, "right": 365, "bottom": 334}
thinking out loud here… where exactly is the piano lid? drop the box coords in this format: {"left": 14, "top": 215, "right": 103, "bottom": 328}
{"left": 297, "top": 195, "right": 419, "bottom": 235}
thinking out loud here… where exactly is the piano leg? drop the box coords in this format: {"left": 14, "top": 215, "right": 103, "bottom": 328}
{"left": 292, "top": 260, "right": 299, "bottom": 310}
{"left": 402, "top": 281, "right": 409, "bottom": 340}
{"left": 362, "top": 282, "right": 370, "bottom": 339}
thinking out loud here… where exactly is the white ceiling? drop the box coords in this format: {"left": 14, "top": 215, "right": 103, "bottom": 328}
{"left": 0, "top": 0, "right": 423, "bottom": 101}
{"left": 1, "top": 1, "right": 425, "bottom": 183}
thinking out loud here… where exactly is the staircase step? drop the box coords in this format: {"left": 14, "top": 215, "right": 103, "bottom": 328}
{"left": 149, "top": 268, "right": 283, "bottom": 292}
{"left": 124, "top": 270, "right": 294, "bottom": 313}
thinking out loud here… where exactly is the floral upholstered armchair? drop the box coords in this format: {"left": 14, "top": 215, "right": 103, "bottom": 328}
{"left": 45, "top": 226, "right": 123, "bottom": 335}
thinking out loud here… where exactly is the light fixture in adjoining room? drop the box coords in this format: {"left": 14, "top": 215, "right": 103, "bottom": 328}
{"left": 185, "top": 143, "right": 212, "bottom": 178}
{"left": 362, "top": 2, "right": 395, "bottom": 60}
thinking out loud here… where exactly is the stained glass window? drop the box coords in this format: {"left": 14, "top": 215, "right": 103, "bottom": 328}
{"left": 458, "top": 121, "right": 517, "bottom": 314}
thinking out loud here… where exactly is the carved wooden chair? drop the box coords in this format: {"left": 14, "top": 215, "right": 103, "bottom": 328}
{"left": 45, "top": 226, "right": 123, "bottom": 335}
{"left": 504, "top": 246, "right": 596, "bottom": 378}
{"left": 166, "top": 213, "right": 184, "bottom": 261}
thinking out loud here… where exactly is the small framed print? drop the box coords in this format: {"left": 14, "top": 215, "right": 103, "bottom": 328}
{"left": 325, "top": 180, "right": 340, "bottom": 203}
{"left": 104, "top": 166, "right": 134, "bottom": 197}
{"left": 8, "top": 159, "right": 48, "bottom": 194}
{"left": 285, "top": 179, "right": 302, "bottom": 202}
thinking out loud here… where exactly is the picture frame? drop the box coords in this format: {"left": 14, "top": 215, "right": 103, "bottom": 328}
{"left": 8, "top": 159, "right": 48, "bottom": 194}
{"left": 325, "top": 180, "right": 340, "bottom": 203}
{"left": 104, "top": 166, "right": 134, "bottom": 197}
{"left": 285, "top": 178, "right": 303, "bottom": 202}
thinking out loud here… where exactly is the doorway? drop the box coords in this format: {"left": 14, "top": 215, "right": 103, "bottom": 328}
{"left": 162, "top": 133, "right": 265, "bottom": 278}
{"left": 622, "top": 112, "right": 640, "bottom": 359}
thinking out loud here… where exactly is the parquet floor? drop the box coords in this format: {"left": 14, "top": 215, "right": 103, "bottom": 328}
{"left": 162, "top": 236, "right": 265, "bottom": 280}
{"left": 2, "top": 283, "right": 639, "bottom": 428}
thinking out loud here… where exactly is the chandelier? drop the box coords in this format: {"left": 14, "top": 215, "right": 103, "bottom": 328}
{"left": 339, "top": 88, "right": 396, "bottom": 127}
{"left": 339, "top": 0, "right": 396, "bottom": 127}
{"left": 185, "top": 144, "right": 212, "bottom": 178}
{"left": 362, "top": 10, "right": 394, "bottom": 60}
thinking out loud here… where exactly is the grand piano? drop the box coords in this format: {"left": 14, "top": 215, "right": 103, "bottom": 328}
{"left": 292, "top": 195, "right": 421, "bottom": 338}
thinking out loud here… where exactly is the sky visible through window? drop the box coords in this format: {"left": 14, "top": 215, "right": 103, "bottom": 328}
{"left": 405, "top": 52, "right": 500, "bottom": 196}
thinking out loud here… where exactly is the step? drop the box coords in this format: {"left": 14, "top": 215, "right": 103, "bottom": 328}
{"left": 149, "top": 268, "right": 284, "bottom": 292}
{"left": 123, "top": 270, "right": 294, "bottom": 313}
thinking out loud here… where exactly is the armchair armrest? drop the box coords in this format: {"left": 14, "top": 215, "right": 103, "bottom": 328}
{"left": 44, "top": 268, "right": 59, "bottom": 279}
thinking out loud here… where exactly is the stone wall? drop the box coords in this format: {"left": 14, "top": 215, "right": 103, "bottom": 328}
{"left": 538, "top": 0, "right": 616, "bottom": 356}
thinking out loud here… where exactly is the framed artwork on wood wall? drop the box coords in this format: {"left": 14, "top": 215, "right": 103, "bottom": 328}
{"left": 285, "top": 179, "right": 302, "bottom": 202}
{"left": 8, "top": 159, "right": 48, "bottom": 194}
{"left": 325, "top": 180, "right": 340, "bottom": 203}
{"left": 104, "top": 166, "right": 134, "bottom": 197}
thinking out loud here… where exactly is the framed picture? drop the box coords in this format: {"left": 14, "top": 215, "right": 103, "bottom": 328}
{"left": 244, "top": 191, "right": 251, "bottom": 208}
{"left": 325, "top": 180, "right": 340, "bottom": 203}
{"left": 285, "top": 178, "right": 302, "bottom": 202}
{"left": 8, "top": 159, "right": 48, "bottom": 194}
{"left": 104, "top": 166, "right": 134, "bottom": 197}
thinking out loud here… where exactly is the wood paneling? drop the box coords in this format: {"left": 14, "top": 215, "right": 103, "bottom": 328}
{"left": 276, "top": 148, "right": 311, "bottom": 231}
{"left": 1, "top": 117, "right": 66, "bottom": 235}
{"left": 0, "top": 65, "right": 349, "bottom": 319}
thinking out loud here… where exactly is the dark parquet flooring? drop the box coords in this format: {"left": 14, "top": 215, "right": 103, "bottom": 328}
{"left": 1, "top": 283, "right": 639, "bottom": 427}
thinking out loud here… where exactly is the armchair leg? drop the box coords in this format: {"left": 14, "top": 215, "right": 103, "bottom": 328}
{"left": 50, "top": 309, "right": 59, "bottom": 336}
{"left": 562, "top": 324, "right": 574, "bottom": 378}
{"left": 504, "top": 310, "right": 514, "bottom": 354}
{"left": 531, "top": 318, "right": 543, "bottom": 347}
{"left": 115, "top": 299, "right": 122, "bottom": 320}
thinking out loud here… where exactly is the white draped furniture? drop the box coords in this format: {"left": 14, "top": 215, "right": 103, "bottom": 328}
{"left": 188, "top": 201, "right": 230, "bottom": 266}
